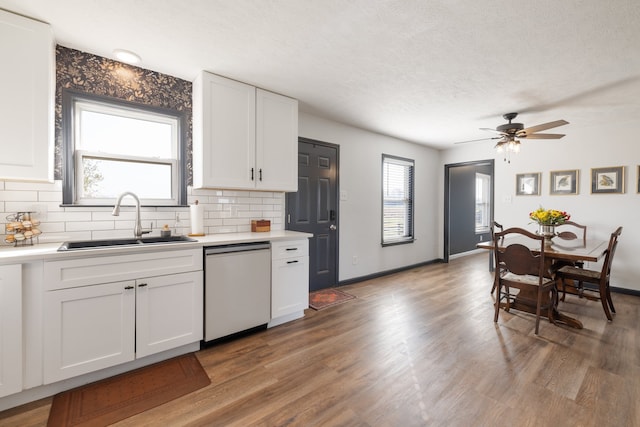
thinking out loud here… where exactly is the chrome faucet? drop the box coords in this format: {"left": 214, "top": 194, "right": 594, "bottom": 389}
{"left": 112, "top": 191, "right": 152, "bottom": 238}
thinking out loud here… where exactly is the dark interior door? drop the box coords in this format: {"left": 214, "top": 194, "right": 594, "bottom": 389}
{"left": 286, "top": 138, "right": 338, "bottom": 292}
{"left": 445, "top": 160, "right": 494, "bottom": 258}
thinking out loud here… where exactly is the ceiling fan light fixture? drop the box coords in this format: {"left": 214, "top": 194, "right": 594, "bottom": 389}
{"left": 509, "top": 139, "right": 521, "bottom": 153}
{"left": 495, "top": 137, "right": 520, "bottom": 163}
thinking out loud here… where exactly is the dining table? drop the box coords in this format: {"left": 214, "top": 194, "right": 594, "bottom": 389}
{"left": 477, "top": 234, "right": 609, "bottom": 329}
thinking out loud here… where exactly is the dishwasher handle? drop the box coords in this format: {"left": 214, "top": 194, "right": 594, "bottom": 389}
{"left": 205, "top": 242, "right": 270, "bottom": 255}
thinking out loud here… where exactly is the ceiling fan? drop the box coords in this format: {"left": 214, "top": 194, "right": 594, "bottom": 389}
{"left": 455, "top": 112, "right": 569, "bottom": 162}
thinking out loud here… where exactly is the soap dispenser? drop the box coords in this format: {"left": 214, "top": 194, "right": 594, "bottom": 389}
{"left": 161, "top": 224, "right": 171, "bottom": 238}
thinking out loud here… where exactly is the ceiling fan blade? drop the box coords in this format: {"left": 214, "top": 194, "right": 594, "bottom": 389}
{"left": 521, "top": 133, "right": 566, "bottom": 139}
{"left": 454, "top": 136, "right": 502, "bottom": 145}
{"left": 517, "top": 75, "right": 640, "bottom": 114}
{"left": 478, "top": 75, "right": 640, "bottom": 120}
{"left": 521, "top": 119, "right": 569, "bottom": 134}
{"left": 480, "top": 127, "right": 508, "bottom": 135}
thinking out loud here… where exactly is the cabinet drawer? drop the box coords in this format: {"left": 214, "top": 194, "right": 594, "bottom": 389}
{"left": 44, "top": 249, "right": 202, "bottom": 291}
{"left": 271, "top": 239, "right": 308, "bottom": 260}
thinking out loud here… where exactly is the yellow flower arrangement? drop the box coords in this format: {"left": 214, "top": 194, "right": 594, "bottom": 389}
{"left": 529, "top": 207, "right": 570, "bottom": 226}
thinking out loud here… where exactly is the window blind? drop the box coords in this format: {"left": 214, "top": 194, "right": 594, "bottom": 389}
{"left": 382, "top": 155, "right": 414, "bottom": 245}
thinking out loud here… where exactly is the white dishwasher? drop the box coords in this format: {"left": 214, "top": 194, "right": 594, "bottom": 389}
{"left": 203, "top": 242, "right": 271, "bottom": 343}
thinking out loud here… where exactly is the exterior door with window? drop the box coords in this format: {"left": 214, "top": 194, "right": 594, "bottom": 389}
{"left": 286, "top": 138, "right": 338, "bottom": 292}
{"left": 445, "top": 161, "right": 494, "bottom": 258}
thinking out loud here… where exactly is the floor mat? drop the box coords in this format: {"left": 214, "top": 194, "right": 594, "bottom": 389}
{"left": 309, "top": 288, "right": 356, "bottom": 310}
{"left": 47, "top": 353, "right": 210, "bottom": 426}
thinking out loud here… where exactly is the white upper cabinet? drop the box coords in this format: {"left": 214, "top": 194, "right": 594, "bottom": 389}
{"left": 193, "top": 71, "right": 298, "bottom": 191}
{"left": 0, "top": 9, "right": 54, "bottom": 182}
{"left": 255, "top": 88, "right": 299, "bottom": 191}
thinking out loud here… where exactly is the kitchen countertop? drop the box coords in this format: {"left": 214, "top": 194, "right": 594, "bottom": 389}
{"left": 0, "top": 230, "right": 312, "bottom": 264}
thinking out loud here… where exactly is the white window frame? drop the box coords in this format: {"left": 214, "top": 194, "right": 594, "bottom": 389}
{"left": 62, "top": 90, "right": 186, "bottom": 206}
{"left": 382, "top": 154, "right": 415, "bottom": 246}
{"left": 74, "top": 150, "right": 179, "bottom": 206}
{"left": 475, "top": 172, "right": 491, "bottom": 233}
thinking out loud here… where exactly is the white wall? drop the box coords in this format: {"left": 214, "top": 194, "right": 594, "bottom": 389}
{"left": 441, "top": 120, "right": 640, "bottom": 291}
{"left": 299, "top": 112, "right": 441, "bottom": 281}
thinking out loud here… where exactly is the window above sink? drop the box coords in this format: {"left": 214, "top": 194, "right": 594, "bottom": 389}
{"left": 61, "top": 90, "right": 188, "bottom": 207}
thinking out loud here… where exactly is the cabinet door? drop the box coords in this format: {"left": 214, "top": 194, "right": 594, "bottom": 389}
{"left": 136, "top": 271, "right": 203, "bottom": 358}
{"left": 271, "top": 256, "right": 309, "bottom": 319}
{"left": 193, "top": 71, "right": 256, "bottom": 189}
{"left": 256, "top": 89, "right": 299, "bottom": 192}
{"left": 43, "top": 281, "right": 135, "bottom": 384}
{"left": 0, "top": 265, "right": 22, "bottom": 397}
{"left": 0, "top": 10, "right": 54, "bottom": 182}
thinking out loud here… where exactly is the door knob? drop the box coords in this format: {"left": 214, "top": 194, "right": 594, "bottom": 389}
{"left": 329, "top": 224, "right": 337, "bottom": 230}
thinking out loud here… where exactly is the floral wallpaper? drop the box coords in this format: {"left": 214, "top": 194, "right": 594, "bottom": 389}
{"left": 55, "top": 45, "right": 193, "bottom": 184}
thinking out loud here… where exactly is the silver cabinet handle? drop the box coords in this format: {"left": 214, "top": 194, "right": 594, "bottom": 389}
{"left": 329, "top": 224, "right": 337, "bottom": 230}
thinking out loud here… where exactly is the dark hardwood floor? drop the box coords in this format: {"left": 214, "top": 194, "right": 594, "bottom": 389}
{"left": 2, "top": 253, "right": 639, "bottom": 426}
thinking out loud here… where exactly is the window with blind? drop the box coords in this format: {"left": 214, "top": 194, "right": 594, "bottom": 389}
{"left": 382, "top": 154, "right": 415, "bottom": 246}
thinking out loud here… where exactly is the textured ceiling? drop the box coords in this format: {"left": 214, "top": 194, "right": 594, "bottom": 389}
{"left": 1, "top": 0, "right": 639, "bottom": 149}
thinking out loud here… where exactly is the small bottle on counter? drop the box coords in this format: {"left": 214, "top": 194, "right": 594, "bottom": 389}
{"left": 174, "top": 213, "right": 181, "bottom": 236}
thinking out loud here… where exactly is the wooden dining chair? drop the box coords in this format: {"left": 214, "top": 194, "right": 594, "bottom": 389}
{"left": 554, "top": 220, "right": 587, "bottom": 300}
{"left": 490, "top": 221, "right": 504, "bottom": 294}
{"left": 493, "top": 227, "right": 556, "bottom": 335}
{"left": 555, "top": 220, "right": 587, "bottom": 245}
{"left": 554, "top": 226, "right": 622, "bottom": 321}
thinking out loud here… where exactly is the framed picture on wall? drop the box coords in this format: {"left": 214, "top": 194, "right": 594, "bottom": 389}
{"left": 550, "top": 169, "right": 579, "bottom": 195}
{"left": 515, "top": 172, "right": 541, "bottom": 196}
{"left": 591, "top": 166, "right": 625, "bottom": 194}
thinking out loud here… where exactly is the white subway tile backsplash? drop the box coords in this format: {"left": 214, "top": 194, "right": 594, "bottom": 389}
{"left": 66, "top": 220, "right": 115, "bottom": 232}
{"left": 38, "top": 221, "right": 65, "bottom": 233}
{"left": 47, "top": 211, "right": 92, "bottom": 222}
{"left": 0, "top": 180, "right": 285, "bottom": 241}
{"left": 0, "top": 190, "right": 38, "bottom": 202}
{"left": 222, "top": 218, "right": 250, "bottom": 226}
{"left": 114, "top": 220, "right": 136, "bottom": 230}
{"left": 92, "top": 229, "right": 133, "bottom": 240}
{"left": 5, "top": 181, "right": 61, "bottom": 191}
{"left": 210, "top": 225, "right": 239, "bottom": 234}
{"left": 38, "top": 191, "right": 64, "bottom": 202}
{"left": 203, "top": 218, "right": 223, "bottom": 227}
{"left": 41, "top": 231, "right": 92, "bottom": 243}
{"left": 261, "top": 197, "right": 282, "bottom": 205}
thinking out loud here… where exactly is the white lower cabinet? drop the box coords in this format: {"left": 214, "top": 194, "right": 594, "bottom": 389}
{"left": 43, "top": 249, "right": 203, "bottom": 384}
{"left": 136, "top": 271, "right": 203, "bottom": 358}
{"left": 270, "top": 240, "right": 309, "bottom": 325}
{"left": 0, "top": 264, "right": 22, "bottom": 398}
{"left": 43, "top": 280, "right": 136, "bottom": 383}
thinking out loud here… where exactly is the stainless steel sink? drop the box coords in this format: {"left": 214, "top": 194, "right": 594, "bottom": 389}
{"left": 57, "top": 235, "right": 197, "bottom": 251}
